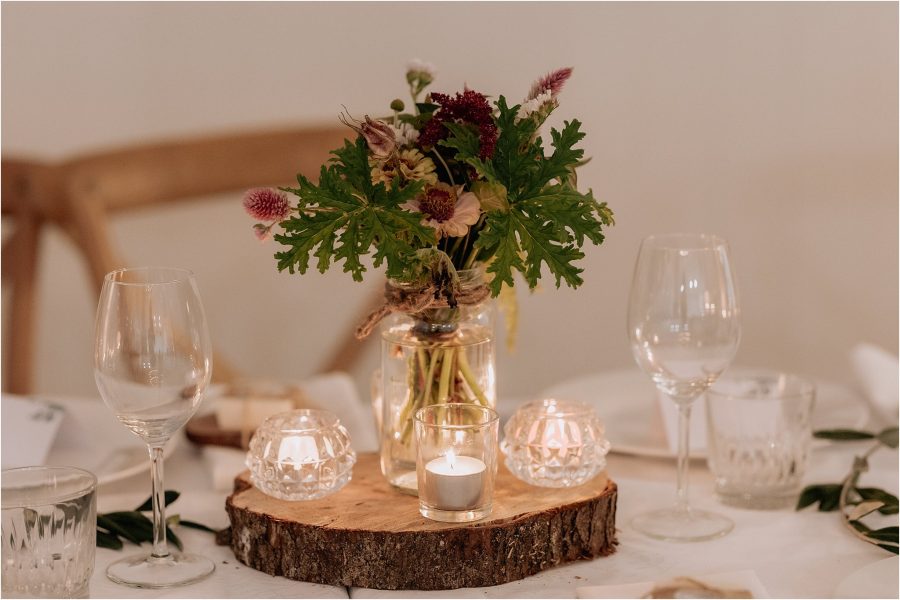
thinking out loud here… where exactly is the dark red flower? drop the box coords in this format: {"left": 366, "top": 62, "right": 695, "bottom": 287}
{"left": 419, "top": 89, "right": 498, "bottom": 159}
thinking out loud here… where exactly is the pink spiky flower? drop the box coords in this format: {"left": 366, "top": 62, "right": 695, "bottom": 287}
{"left": 526, "top": 67, "right": 574, "bottom": 101}
{"left": 243, "top": 187, "right": 291, "bottom": 222}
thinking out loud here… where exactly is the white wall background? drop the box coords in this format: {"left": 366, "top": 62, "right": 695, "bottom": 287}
{"left": 3, "top": 2, "right": 897, "bottom": 405}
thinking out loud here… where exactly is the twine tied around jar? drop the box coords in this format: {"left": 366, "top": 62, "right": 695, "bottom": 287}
{"left": 355, "top": 280, "right": 490, "bottom": 340}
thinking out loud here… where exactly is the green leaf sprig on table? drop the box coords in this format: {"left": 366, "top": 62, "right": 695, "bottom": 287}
{"left": 796, "top": 426, "right": 899, "bottom": 554}
{"left": 96, "top": 490, "right": 217, "bottom": 551}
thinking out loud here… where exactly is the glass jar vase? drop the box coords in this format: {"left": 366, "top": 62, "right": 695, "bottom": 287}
{"left": 378, "top": 268, "right": 496, "bottom": 494}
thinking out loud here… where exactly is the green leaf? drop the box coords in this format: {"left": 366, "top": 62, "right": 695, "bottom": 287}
{"left": 851, "top": 520, "right": 872, "bottom": 533}
{"left": 521, "top": 120, "right": 586, "bottom": 199}
{"left": 856, "top": 488, "right": 900, "bottom": 514}
{"left": 275, "top": 141, "right": 434, "bottom": 283}
{"left": 439, "top": 122, "right": 497, "bottom": 181}
{"left": 166, "top": 526, "right": 183, "bottom": 551}
{"left": 797, "top": 486, "right": 822, "bottom": 510}
{"left": 98, "top": 512, "right": 153, "bottom": 545}
{"left": 813, "top": 429, "right": 875, "bottom": 441}
{"left": 96, "top": 530, "right": 123, "bottom": 550}
{"left": 796, "top": 484, "right": 843, "bottom": 512}
{"left": 416, "top": 102, "right": 439, "bottom": 114}
{"left": 471, "top": 181, "right": 508, "bottom": 213}
{"left": 865, "top": 526, "right": 899, "bottom": 543}
{"left": 135, "top": 490, "right": 180, "bottom": 512}
{"left": 878, "top": 427, "right": 899, "bottom": 448}
{"left": 491, "top": 96, "right": 541, "bottom": 198}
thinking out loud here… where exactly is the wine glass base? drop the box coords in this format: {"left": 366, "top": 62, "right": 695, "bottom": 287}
{"left": 632, "top": 507, "right": 733, "bottom": 542}
{"left": 106, "top": 551, "right": 215, "bottom": 589}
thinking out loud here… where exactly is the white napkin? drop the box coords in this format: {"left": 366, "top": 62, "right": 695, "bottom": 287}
{"left": 850, "top": 343, "right": 899, "bottom": 423}
{"left": 201, "top": 371, "right": 378, "bottom": 490}
{"left": 1, "top": 395, "right": 66, "bottom": 469}
{"left": 576, "top": 569, "right": 769, "bottom": 599}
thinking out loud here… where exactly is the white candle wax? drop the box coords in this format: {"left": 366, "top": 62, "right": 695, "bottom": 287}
{"left": 423, "top": 451, "right": 486, "bottom": 511}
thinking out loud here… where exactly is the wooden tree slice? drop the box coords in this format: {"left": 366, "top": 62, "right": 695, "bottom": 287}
{"left": 225, "top": 453, "right": 618, "bottom": 590}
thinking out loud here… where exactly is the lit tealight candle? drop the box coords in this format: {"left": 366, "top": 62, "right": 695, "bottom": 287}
{"left": 423, "top": 449, "right": 486, "bottom": 511}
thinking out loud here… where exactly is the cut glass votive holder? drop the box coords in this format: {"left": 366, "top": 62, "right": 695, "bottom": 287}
{"left": 706, "top": 371, "right": 815, "bottom": 509}
{"left": 2, "top": 466, "right": 97, "bottom": 599}
{"left": 414, "top": 404, "right": 499, "bottom": 523}
{"left": 501, "top": 398, "right": 610, "bottom": 488}
{"left": 247, "top": 409, "right": 356, "bottom": 501}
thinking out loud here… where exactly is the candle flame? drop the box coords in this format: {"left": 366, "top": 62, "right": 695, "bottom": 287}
{"left": 445, "top": 448, "right": 457, "bottom": 470}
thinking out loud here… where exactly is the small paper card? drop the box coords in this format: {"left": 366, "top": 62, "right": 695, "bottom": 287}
{"left": 1, "top": 395, "right": 66, "bottom": 469}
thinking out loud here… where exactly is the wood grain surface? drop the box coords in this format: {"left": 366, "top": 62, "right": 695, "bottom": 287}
{"left": 225, "top": 453, "right": 618, "bottom": 590}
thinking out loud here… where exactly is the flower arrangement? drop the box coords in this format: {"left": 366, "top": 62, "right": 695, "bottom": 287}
{"left": 244, "top": 60, "right": 614, "bottom": 308}
{"left": 244, "top": 61, "right": 615, "bottom": 489}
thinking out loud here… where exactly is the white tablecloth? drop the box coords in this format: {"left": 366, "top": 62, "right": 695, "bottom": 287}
{"left": 17, "top": 365, "right": 881, "bottom": 599}
{"left": 87, "top": 426, "right": 898, "bottom": 598}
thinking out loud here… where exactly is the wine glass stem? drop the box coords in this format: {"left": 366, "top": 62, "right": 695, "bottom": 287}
{"left": 675, "top": 401, "right": 693, "bottom": 514}
{"left": 148, "top": 445, "right": 169, "bottom": 559}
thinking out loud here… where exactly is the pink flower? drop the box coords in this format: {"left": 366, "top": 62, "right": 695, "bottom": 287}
{"left": 403, "top": 183, "right": 481, "bottom": 238}
{"left": 526, "top": 67, "right": 573, "bottom": 101}
{"left": 243, "top": 187, "right": 290, "bottom": 222}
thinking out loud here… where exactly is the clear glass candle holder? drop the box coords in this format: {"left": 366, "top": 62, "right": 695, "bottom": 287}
{"left": 2, "top": 466, "right": 97, "bottom": 599}
{"left": 706, "top": 371, "right": 816, "bottom": 509}
{"left": 501, "top": 398, "right": 610, "bottom": 488}
{"left": 247, "top": 409, "right": 356, "bottom": 501}
{"left": 414, "top": 404, "right": 499, "bottom": 523}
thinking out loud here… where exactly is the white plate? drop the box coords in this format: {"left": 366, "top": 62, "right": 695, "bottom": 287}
{"left": 833, "top": 556, "right": 899, "bottom": 599}
{"left": 43, "top": 395, "right": 179, "bottom": 485}
{"left": 541, "top": 368, "right": 870, "bottom": 459}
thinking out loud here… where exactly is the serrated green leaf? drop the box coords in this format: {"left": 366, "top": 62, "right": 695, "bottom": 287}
{"left": 275, "top": 146, "right": 434, "bottom": 282}
{"left": 813, "top": 429, "right": 875, "bottom": 441}
{"left": 476, "top": 207, "right": 585, "bottom": 296}
{"left": 439, "top": 123, "right": 497, "bottom": 181}
{"left": 520, "top": 120, "right": 586, "bottom": 199}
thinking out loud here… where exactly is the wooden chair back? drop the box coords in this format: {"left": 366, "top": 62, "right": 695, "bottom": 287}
{"left": 2, "top": 124, "right": 381, "bottom": 394}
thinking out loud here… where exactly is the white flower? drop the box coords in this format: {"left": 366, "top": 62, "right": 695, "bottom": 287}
{"left": 517, "top": 89, "right": 553, "bottom": 122}
{"left": 406, "top": 58, "right": 436, "bottom": 80}
{"left": 369, "top": 149, "right": 437, "bottom": 189}
{"left": 391, "top": 122, "right": 420, "bottom": 147}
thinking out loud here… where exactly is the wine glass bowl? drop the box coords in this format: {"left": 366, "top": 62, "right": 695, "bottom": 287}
{"left": 94, "top": 267, "right": 215, "bottom": 587}
{"left": 627, "top": 233, "right": 741, "bottom": 542}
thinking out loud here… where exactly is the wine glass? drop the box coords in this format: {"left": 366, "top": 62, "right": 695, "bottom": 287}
{"left": 627, "top": 234, "right": 741, "bottom": 542}
{"left": 94, "top": 267, "right": 215, "bottom": 587}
